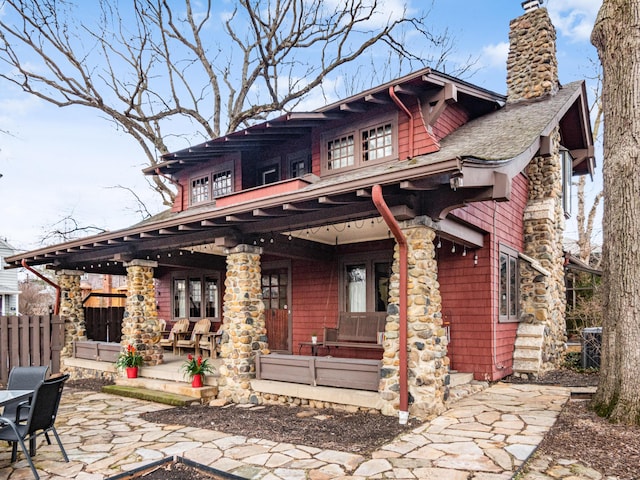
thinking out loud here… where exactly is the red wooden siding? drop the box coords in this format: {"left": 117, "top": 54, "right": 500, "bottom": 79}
{"left": 441, "top": 174, "right": 528, "bottom": 380}
{"left": 432, "top": 103, "right": 470, "bottom": 141}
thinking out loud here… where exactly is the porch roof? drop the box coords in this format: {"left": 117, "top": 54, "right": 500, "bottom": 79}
{"left": 6, "top": 81, "right": 593, "bottom": 274}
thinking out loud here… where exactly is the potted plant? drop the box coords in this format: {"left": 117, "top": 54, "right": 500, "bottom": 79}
{"left": 116, "top": 344, "right": 143, "bottom": 378}
{"left": 311, "top": 332, "right": 318, "bottom": 344}
{"left": 181, "top": 353, "right": 214, "bottom": 387}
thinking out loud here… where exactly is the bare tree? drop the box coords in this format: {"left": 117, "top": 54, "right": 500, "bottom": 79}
{"left": 0, "top": 0, "right": 456, "bottom": 207}
{"left": 19, "top": 277, "right": 55, "bottom": 315}
{"left": 575, "top": 67, "right": 603, "bottom": 267}
{"left": 591, "top": 0, "right": 640, "bottom": 425}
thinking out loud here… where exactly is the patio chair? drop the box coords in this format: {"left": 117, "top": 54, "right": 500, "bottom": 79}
{"left": 0, "top": 374, "right": 70, "bottom": 480}
{"left": 159, "top": 318, "right": 190, "bottom": 354}
{"left": 198, "top": 323, "right": 223, "bottom": 358}
{"left": 175, "top": 318, "right": 211, "bottom": 356}
{"left": 2, "top": 366, "right": 49, "bottom": 422}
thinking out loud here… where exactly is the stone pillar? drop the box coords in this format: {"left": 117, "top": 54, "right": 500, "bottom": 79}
{"left": 379, "top": 219, "right": 449, "bottom": 418}
{"left": 56, "top": 270, "right": 86, "bottom": 359}
{"left": 123, "top": 260, "right": 163, "bottom": 366}
{"left": 519, "top": 127, "right": 567, "bottom": 374}
{"left": 218, "top": 245, "right": 269, "bottom": 403}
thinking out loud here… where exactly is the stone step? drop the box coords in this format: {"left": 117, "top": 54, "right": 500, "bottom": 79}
{"left": 512, "top": 359, "right": 541, "bottom": 373}
{"left": 516, "top": 323, "right": 546, "bottom": 337}
{"left": 513, "top": 349, "right": 542, "bottom": 361}
{"left": 449, "top": 372, "right": 474, "bottom": 387}
{"left": 103, "top": 385, "right": 204, "bottom": 406}
{"left": 514, "top": 335, "right": 545, "bottom": 348}
{"left": 115, "top": 376, "right": 218, "bottom": 403}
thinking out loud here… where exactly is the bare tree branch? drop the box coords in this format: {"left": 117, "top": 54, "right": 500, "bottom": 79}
{"left": 0, "top": 0, "right": 457, "bottom": 208}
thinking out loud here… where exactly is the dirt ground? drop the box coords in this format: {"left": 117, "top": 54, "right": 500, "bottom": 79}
{"left": 66, "top": 369, "right": 640, "bottom": 479}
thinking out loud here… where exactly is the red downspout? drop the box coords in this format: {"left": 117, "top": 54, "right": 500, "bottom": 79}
{"left": 372, "top": 184, "right": 409, "bottom": 424}
{"left": 389, "top": 86, "right": 414, "bottom": 159}
{"left": 21, "top": 259, "right": 61, "bottom": 315}
{"left": 155, "top": 168, "right": 184, "bottom": 212}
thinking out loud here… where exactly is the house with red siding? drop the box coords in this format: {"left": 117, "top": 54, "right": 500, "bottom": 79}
{"left": 7, "top": 2, "right": 594, "bottom": 418}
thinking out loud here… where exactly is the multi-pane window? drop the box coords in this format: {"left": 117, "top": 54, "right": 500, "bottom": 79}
{"left": 362, "top": 123, "right": 393, "bottom": 162}
{"left": 261, "top": 270, "right": 288, "bottom": 309}
{"left": 191, "top": 176, "right": 209, "bottom": 204}
{"left": 173, "top": 274, "right": 219, "bottom": 320}
{"left": 327, "top": 134, "right": 355, "bottom": 170}
{"left": 343, "top": 256, "right": 391, "bottom": 313}
{"left": 323, "top": 116, "right": 396, "bottom": 174}
{"left": 499, "top": 246, "right": 520, "bottom": 322}
{"left": 212, "top": 169, "right": 233, "bottom": 197}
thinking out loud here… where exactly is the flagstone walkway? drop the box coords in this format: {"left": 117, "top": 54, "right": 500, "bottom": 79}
{"left": 0, "top": 382, "right": 572, "bottom": 479}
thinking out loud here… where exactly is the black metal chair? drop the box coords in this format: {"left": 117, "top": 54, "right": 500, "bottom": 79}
{"left": 2, "top": 366, "right": 49, "bottom": 422}
{"left": 0, "top": 374, "right": 70, "bottom": 480}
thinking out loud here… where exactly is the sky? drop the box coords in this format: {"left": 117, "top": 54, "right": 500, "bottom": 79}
{"left": 0, "top": 0, "right": 603, "bottom": 253}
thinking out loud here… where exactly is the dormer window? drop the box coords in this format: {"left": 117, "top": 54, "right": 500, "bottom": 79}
{"left": 191, "top": 176, "right": 209, "bottom": 204}
{"left": 322, "top": 115, "right": 397, "bottom": 175}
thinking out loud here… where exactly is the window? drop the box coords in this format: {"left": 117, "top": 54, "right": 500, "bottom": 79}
{"left": 212, "top": 169, "right": 233, "bottom": 197}
{"left": 561, "top": 148, "right": 573, "bottom": 217}
{"left": 342, "top": 255, "right": 391, "bottom": 312}
{"left": 261, "top": 270, "right": 288, "bottom": 309}
{"left": 323, "top": 116, "right": 397, "bottom": 174}
{"left": 258, "top": 164, "right": 280, "bottom": 185}
{"left": 173, "top": 273, "right": 219, "bottom": 320}
{"left": 191, "top": 176, "right": 209, "bottom": 204}
{"left": 288, "top": 150, "right": 311, "bottom": 178}
{"left": 499, "top": 246, "right": 520, "bottom": 322}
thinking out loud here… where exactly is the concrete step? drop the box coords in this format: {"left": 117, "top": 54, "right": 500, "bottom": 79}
{"left": 516, "top": 323, "right": 546, "bottom": 337}
{"left": 512, "top": 359, "right": 541, "bottom": 373}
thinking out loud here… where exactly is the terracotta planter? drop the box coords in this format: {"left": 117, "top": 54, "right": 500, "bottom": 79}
{"left": 191, "top": 374, "right": 203, "bottom": 388}
{"left": 126, "top": 366, "right": 138, "bottom": 379}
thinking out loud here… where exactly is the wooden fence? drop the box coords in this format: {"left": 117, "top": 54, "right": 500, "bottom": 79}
{"left": 0, "top": 315, "right": 64, "bottom": 385}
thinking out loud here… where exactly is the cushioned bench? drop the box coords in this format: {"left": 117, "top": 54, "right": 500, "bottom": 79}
{"left": 323, "top": 312, "right": 386, "bottom": 351}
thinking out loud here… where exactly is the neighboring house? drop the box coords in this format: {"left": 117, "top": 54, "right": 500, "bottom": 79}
{"left": 5, "top": 3, "right": 595, "bottom": 417}
{"left": 0, "top": 238, "right": 20, "bottom": 315}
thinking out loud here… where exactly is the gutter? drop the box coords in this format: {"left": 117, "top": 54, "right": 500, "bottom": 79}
{"left": 389, "top": 86, "right": 414, "bottom": 159}
{"left": 21, "top": 259, "right": 61, "bottom": 315}
{"left": 372, "top": 184, "right": 409, "bottom": 424}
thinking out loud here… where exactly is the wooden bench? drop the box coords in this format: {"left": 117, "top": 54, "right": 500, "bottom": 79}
{"left": 323, "top": 312, "right": 386, "bottom": 351}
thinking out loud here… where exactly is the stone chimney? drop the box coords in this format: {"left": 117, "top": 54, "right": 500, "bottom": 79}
{"left": 506, "top": 1, "right": 558, "bottom": 103}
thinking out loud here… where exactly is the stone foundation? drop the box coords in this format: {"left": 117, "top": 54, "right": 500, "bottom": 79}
{"left": 218, "top": 245, "right": 269, "bottom": 403}
{"left": 56, "top": 270, "right": 86, "bottom": 359}
{"left": 379, "top": 219, "right": 448, "bottom": 418}
{"left": 122, "top": 260, "right": 163, "bottom": 366}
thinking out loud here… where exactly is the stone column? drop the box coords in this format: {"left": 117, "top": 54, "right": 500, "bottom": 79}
{"left": 218, "top": 245, "right": 269, "bottom": 403}
{"left": 518, "top": 127, "right": 567, "bottom": 374}
{"left": 56, "top": 270, "right": 86, "bottom": 359}
{"left": 123, "top": 260, "right": 163, "bottom": 365}
{"left": 379, "top": 218, "right": 449, "bottom": 418}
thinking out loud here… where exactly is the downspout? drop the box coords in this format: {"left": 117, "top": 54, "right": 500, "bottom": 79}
{"left": 372, "top": 184, "right": 409, "bottom": 424}
{"left": 155, "top": 168, "right": 184, "bottom": 212}
{"left": 21, "top": 259, "right": 61, "bottom": 315}
{"left": 389, "top": 86, "right": 414, "bottom": 159}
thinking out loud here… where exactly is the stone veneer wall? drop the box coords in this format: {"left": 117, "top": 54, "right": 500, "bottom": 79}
{"left": 379, "top": 219, "right": 449, "bottom": 418}
{"left": 122, "top": 260, "right": 163, "bottom": 366}
{"left": 218, "top": 245, "right": 269, "bottom": 403}
{"left": 520, "top": 127, "right": 567, "bottom": 373}
{"left": 56, "top": 270, "right": 86, "bottom": 359}
{"left": 506, "top": 7, "right": 558, "bottom": 103}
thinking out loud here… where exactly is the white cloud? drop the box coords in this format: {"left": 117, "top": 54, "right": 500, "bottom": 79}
{"left": 480, "top": 42, "right": 510, "bottom": 69}
{"left": 546, "top": 0, "right": 601, "bottom": 42}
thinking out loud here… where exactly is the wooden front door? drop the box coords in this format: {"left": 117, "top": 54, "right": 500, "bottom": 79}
{"left": 262, "top": 266, "right": 291, "bottom": 352}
